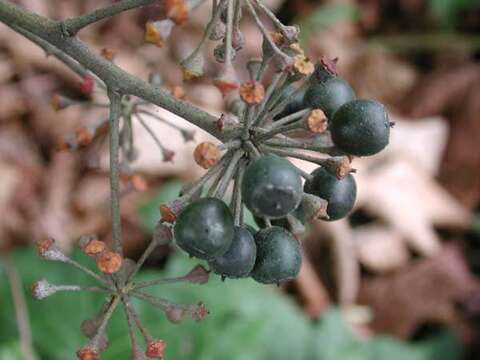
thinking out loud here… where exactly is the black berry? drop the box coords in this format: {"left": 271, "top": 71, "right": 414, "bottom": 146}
{"left": 330, "top": 99, "right": 390, "bottom": 156}
{"left": 208, "top": 226, "right": 257, "bottom": 278}
{"left": 242, "top": 154, "right": 303, "bottom": 219}
{"left": 303, "top": 77, "right": 355, "bottom": 119}
{"left": 304, "top": 167, "right": 356, "bottom": 220}
{"left": 174, "top": 197, "right": 234, "bottom": 260}
{"left": 251, "top": 226, "right": 302, "bottom": 284}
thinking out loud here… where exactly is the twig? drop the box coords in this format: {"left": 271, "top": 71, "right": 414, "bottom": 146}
{"left": 108, "top": 89, "right": 123, "bottom": 255}
{"left": 62, "top": 0, "right": 159, "bottom": 36}
{"left": 3, "top": 256, "right": 35, "bottom": 360}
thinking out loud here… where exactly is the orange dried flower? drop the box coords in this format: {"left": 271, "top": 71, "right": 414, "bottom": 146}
{"left": 293, "top": 55, "right": 314, "bottom": 77}
{"left": 82, "top": 239, "right": 106, "bottom": 256}
{"left": 144, "top": 21, "right": 165, "bottom": 48}
{"left": 101, "top": 48, "right": 116, "bottom": 61}
{"left": 193, "top": 142, "right": 220, "bottom": 169}
{"left": 76, "top": 348, "right": 99, "bottom": 360}
{"left": 146, "top": 339, "right": 167, "bottom": 358}
{"left": 96, "top": 251, "right": 123, "bottom": 274}
{"left": 305, "top": 109, "right": 328, "bottom": 133}
{"left": 239, "top": 81, "right": 265, "bottom": 105}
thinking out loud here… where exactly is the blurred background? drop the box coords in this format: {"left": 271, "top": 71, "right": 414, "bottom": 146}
{"left": 1, "top": 0, "right": 480, "bottom": 358}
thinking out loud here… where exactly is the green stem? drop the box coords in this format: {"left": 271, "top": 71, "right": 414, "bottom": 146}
{"left": 62, "top": 0, "right": 158, "bottom": 36}
{"left": 108, "top": 89, "right": 123, "bottom": 255}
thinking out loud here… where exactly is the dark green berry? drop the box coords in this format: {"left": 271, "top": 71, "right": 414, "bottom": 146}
{"left": 174, "top": 197, "right": 234, "bottom": 260}
{"left": 208, "top": 226, "right": 257, "bottom": 278}
{"left": 304, "top": 167, "right": 356, "bottom": 221}
{"left": 303, "top": 77, "right": 355, "bottom": 119}
{"left": 242, "top": 154, "right": 303, "bottom": 219}
{"left": 251, "top": 226, "right": 302, "bottom": 284}
{"left": 274, "top": 85, "right": 306, "bottom": 121}
{"left": 330, "top": 99, "right": 390, "bottom": 156}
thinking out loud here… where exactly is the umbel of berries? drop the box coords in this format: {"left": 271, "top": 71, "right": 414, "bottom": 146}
{"left": 241, "top": 154, "right": 303, "bottom": 219}
{"left": 174, "top": 197, "right": 234, "bottom": 260}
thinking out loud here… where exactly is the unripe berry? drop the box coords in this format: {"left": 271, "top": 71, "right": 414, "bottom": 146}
{"left": 304, "top": 167, "right": 357, "bottom": 220}
{"left": 242, "top": 154, "right": 302, "bottom": 219}
{"left": 251, "top": 227, "right": 301, "bottom": 284}
{"left": 174, "top": 197, "right": 234, "bottom": 260}
{"left": 330, "top": 99, "right": 390, "bottom": 156}
{"left": 208, "top": 226, "right": 257, "bottom": 278}
{"left": 303, "top": 77, "right": 355, "bottom": 119}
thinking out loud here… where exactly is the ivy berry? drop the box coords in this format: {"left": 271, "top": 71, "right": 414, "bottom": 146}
{"left": 208, "top": 226, "right": 257, "bottom": 278}
{"left": 251, "top": 226, "right": 302, "bottom": 284}
{"left": 304, "top": 167, "right": 357, "bottom": 221}
{"left": 330, "top": 99, "right": 390, "bottom": 156}
{"left": 303, "top": 77, "right": 355, "bottom": 119}
{"left": 174, "top": 197, "right": 234, "bottom": 260}
{"left": 242, "top": 154, "right": 303, "bottom": 219}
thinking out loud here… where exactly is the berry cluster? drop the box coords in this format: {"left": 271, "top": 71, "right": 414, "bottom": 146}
{"left": 7, "top": 0, "right": 391, "bottom": 357}
{"left": 161, "top": 54, "right": 391, "bottom": 284}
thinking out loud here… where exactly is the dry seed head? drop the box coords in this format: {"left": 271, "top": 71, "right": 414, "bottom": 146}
{"left": 145, "top": 340, "right": 167, "bottom": 358}
{"left": 144, "top": 21, "right": 165, "bottom": 48}
{"left": 36, "top": 238, "right": 69, "bottom": 262}
{"left": 32, "top": 279, "right": 57, "bottom": 300}
{"left": 193, "top": 142, "right": 221, "bottom": 169}
{"left": 82, "top": 239, "right": 106, "bottom": 256}
{"left": 76, "top": 347, "right": 99, "bottom": 360}
{"left": 191, "top": 302, "right": 209, "bottom": 321}
{"left": 166, "top": 305, "right": 186, "bottom": 324}
{"left": 270, "top": 31, "right": 284, "bottom": 46}
{"left": 305, "top": 109, "right": 328, "bottom": 133}
{"left": 96, "top": 251, "right": 123, "bottom": 274}
{"left": 144, "top": 20, "right": 174, "bottom": 48}
{"left": 293, "top": 55, "right": 314, "bottom": 77}
{"left": 239, "top": 81, "right": 265, "bottom": 105}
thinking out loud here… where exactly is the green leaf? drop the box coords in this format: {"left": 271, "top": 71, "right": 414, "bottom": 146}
{"left": 0, "top": 248, "right": 464, "bottom": 359}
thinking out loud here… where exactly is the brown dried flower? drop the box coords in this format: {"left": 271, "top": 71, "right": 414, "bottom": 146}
{"left": 239, "top": 81, "right": 265, "bottom": 105}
